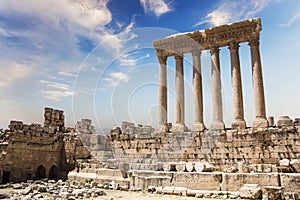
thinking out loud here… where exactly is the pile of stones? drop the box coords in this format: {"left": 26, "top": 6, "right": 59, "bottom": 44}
{"left": 0, "top": 179, "right": 106, "bottom": 200}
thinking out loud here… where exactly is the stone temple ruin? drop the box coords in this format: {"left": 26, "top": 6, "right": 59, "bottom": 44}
{"left": 1, "top": 18, "right": 300, "bottom": 199}
{"left": 0, "top": 108, "right": 90, "bottom": 183}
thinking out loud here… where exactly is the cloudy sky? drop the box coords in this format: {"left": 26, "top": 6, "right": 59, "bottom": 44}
{"left": 0, "top": 0, "right": 299, "bottom": 132}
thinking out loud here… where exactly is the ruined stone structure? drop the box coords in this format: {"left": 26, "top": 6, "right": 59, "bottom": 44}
{"left": 153, "top": 18, "right": 267, "bottom": 132}
{"left": 0, "top": 108, "right": 90, "bottom": 183}
{"left": 70, "top": 18, "right": 300, "bottom": 198}
{"left": 1, "top": 18, "right": 300, "bottom": 199}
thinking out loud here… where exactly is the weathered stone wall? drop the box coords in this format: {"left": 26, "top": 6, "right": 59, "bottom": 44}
{"left": 0, "top": 108, "right": 91, "bottom": 183}
{"left": 110, "top": 122, "right": 300, "bottom": 173}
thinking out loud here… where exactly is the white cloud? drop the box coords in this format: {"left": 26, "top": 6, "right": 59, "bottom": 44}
{"left": 0, "top": 60, "right": 32, "bottom": 88}
{"left": 139, "top": 0, "right": 172, "bottom": 16}
{"left": 279, "top": 12, "right": 300, "bottom": 27}
{"left": 58, "top": 71, "right": 77, "bottom": 78}
{"left": 118, "top": 53, "right": 150, "bottom": 67}
{"left": 109, "top": 72, "right": 130, "bottom": 83}
{"left": 40, "top": 80, "right": 72, "bottom": 91}
{"left": 1, "top": 99, "right": 18, "bottom": 105}
{"left": 39, "top": 79, "right": 75, "bottom": 101}
{"left": 41, "top": 90, "right": 74, "bottom": 101}
{"left": 101, "top": 72, "right": 130, "bottom": 89}
{"left": 0, "top": 0, "right": 112, "bottom": 31}
{"left": 194, "top": 0, "right": 274, "bottom": 27}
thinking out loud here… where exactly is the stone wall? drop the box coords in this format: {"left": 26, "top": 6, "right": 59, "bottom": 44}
{"left": 0, "top": 108, "right": 91, "bottom": 183}
{"left": 110, "top": 121, "right": 300, "bottom": 173}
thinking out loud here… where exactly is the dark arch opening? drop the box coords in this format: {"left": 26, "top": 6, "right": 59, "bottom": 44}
{"left": 48, "top": 165, "right": 59, "bottom": 180}
{"left": 35, "top": 165, "right": 46, "bottom": 179}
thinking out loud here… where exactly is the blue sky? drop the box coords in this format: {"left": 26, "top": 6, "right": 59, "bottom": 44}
{"left": 0, "top": 0, "right": 299, "bottom": 132}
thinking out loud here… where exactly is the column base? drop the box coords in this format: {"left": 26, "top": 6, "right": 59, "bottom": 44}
{"left": 172, "top": 123, "right": 186, "bottom": 133}
{"left": 156, "top": 124, "right": 168, "bottom": 133}
{"left": 253, "top": 118, "right": 268, "bottom": 128}
{"left": 232, "top": 120, "right": 246, "bottom": 130}
{"left": 192, "top": 123, "right": 205, "bottom": 132}
{"left": 210, "top": 121, "right": 225, "bottom": 130}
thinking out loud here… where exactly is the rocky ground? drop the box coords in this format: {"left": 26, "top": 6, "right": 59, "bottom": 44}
{"left": 0, "top": 180, "right": 234, "bottom": 200}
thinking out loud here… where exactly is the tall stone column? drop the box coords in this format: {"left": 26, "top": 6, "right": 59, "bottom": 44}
{"left": 192, "top": 50, "right": 205, "bottom": 132}
{"left": 229, "top": 41, "right": 246, "bottom": 129}
{"left": 157, "top": 53, "right": 168, "bottom": 132}
{"left": 173, "top": 54, "right": 185, "bottom": 132}
{"left": 210, "top": 45, "right": 225, "bottom": 130}
{"left": 249, "top": 36, "right": 268, "bottom": 128}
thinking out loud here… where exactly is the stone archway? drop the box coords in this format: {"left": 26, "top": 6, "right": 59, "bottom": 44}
{"left": 35, "top": 165, "right": 46, "bottom": 179}
{"left": 48, "top": 165, "right": 59, "bottom": 180}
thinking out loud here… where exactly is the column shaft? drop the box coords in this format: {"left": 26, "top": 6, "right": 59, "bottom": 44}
{"left": 210, "top": 46, "right": 225, "bottom": 130}
{"left": 174, "top": 54, "right": 185, "bottom": 132}
{"left": 158, "top": 55, "right": 168, "bottom": 132}
{"left": 229, "top": 42, "right": 246, "bottom": 129}
{"left": 192, "top": 50, "right": 205, "bottom": 131}
{"left": 249, "top": 37, "right": 268, "bottom": 128}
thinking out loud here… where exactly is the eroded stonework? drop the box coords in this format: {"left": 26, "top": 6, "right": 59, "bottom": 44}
{"left": 0, "top": 108, "right": 90, "bottom": 183}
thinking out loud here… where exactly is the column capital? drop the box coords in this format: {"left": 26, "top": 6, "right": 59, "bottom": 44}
{"left": 174, "top": 53, "right": 184, "bottom": 61}
{"left": 158, "top": 55, "right": 168, "bottom": 64}
{"left": 228, "top": 40, "right": 240, "bottom": 51}
{"left": 210, "top": 44, "right": 220, "bottom": 54}
{"left": 191, "top": 49, "right": 202, "bottom": 57}
{"left": 248, "top": 35, "right": 260, "bottom": 47}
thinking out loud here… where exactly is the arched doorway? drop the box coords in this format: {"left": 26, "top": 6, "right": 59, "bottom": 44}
{"left": 48, "top": 165, "right": 59, "bottom": 180}
{"left": 35, "top": 165, "right": 46, "bottom": 179}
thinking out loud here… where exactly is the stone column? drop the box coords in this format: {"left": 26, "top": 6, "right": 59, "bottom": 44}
{"left": 192, "top": 50, "right": 205, "bottom": 132}
{"left": 173, "top": 54, "right": 185, "bottom": 132}
{"left": 158, "top": 53, "right": 168, "bottom": 132}
{"left": 249, "top": 37, "right": 268, "bottom": 128}
{"left": 210, "top": 45, "right": 225, "bottom": 130}
{"left": 229, "top": 41, "right": 246, "bottom": 129}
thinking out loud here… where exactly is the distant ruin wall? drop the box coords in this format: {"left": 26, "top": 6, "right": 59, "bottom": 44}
{"left": 0, "top": 108, "right": 91, "bottom": 183}
{"left": 110, "top": 122, "right": 300, "bottom": 173}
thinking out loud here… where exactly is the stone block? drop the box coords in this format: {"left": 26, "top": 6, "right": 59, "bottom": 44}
{"left": 280, "top": 173, "right": 300, "bottom": 194}
{"left": 290, "top": 159, "right": 300, "bottom": 172}
{"left": 172, "top": 172, "right": 221, "bottom": 190}
{"left": 185, "top": 162, "right": 194, "bottom": 172}
{"left": 280, "top": 158, "right": 291, "bottom": 172}
{"left": 221, "top": 173, "right": 279, "bottom": 191}
{"left": 239, "top": 184, "right": 262, "bottom": 200}
{"left": 277, "top": 116, "right": 293, "bottom": 127}
{"left": 175, "top": 162, "right": 186, "bottom": 172}
{"left": 263, "top": 186, "right": 283, "bottom": 200}
{"left": 238, "top": 161, "right": 249, "bottom": 173}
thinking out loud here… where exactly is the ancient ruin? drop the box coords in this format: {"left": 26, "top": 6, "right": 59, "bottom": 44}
{"left": 0, "top": 108, "right": 90, "bottom": 183}
{"left": 153, "top": 18, "right": 267, "bottom": 132}
{"left": 0, "top": 18, "right": 300, "bottom": 199}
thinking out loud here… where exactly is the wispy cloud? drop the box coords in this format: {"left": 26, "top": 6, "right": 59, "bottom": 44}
{"left": 40, "top": 80, "right": 72, "bottom": 91}
{"left": 101, "top": 72, "right": 130, "bottom": 89}
{"left": 279, "top": 11, "right": 300, "bottom": 27}
{"left": 0, "top": 60, "right": 33, "bottom": 88}
{"left": 40, "top": 80, "right": 74, "bottom": 101}
{"left": 41, "top": 90, "right": 74, "bottom": 101}
{"left": 1, "top": 99, "right": 18, "bottom": 105}
{"left": 110, "top": 72, "right": 130, "bottom": 83}
{"left": 58, "top": 71, "right": 77, "bottom": 78}
{"left": 194, "top": 0, "right": 274, "bottom": 27}
{"left": 139, "top": 0, "right": 172, "bottom": 16}
{"left": 118, "top": 53, "right": 150, "bottom": 67}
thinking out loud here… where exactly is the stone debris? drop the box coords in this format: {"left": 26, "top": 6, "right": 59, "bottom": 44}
{"left": 1, "top": 180, "right": 106, "bottom": 200}
{"left": 239, "top": 184, "right": 262, "bottom": 200}
{"left": 263, "top": 186, "right": 283, "bottom": 200}
{"left": 280, "top": 158, "right": 291, "bottom": 173}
